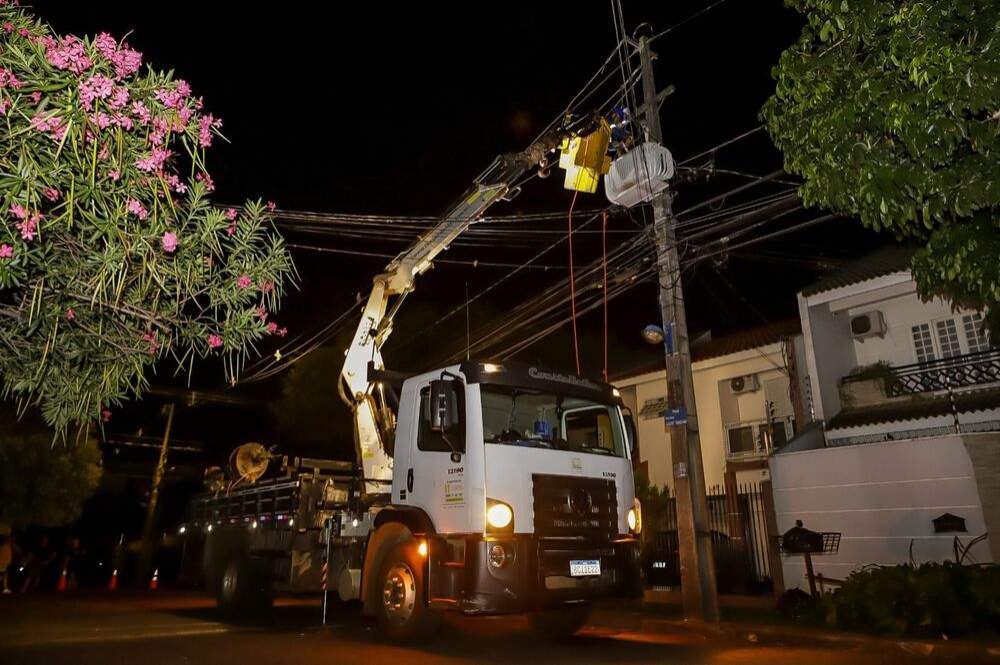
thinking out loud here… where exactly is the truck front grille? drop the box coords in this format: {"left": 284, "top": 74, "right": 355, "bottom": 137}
{"left": 531, "top": 474, "right": 618, "bottom": 539}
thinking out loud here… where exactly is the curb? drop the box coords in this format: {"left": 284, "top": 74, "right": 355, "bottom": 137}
{"left": 592, "top": 608, "right": 1000, "bottom": 660}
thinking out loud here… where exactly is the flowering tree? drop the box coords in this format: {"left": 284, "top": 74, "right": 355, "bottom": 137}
{"left": 0, "top": 4, "right": 294, "bottom": 430}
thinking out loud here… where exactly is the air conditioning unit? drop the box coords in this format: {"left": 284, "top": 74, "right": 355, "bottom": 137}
{"left": 729, "top": 374, "right": 760, "bottom": 395}
{"left": 850, "top": 310, "right": 886, "bottom": 340}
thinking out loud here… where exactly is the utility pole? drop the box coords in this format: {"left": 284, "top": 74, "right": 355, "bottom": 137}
{"left": 638, "top": 35, "right": 720, "bottom": 623}
{"left": 140, "top": 402, "right": 175, "bottom": 580}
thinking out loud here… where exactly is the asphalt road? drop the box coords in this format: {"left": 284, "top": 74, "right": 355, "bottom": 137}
{"left": 0, "top": 591, "right": 896, "bottom": 664}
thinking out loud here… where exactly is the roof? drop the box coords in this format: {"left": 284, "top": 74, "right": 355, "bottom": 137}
{"left": 799, "top": 245, "right": 915, "bottom": 297}
{"left": 611, "top": 318, "right": 801, "bottom": 382}
{"left": 826, "top": 387, "right": 1000, "bottom": 430}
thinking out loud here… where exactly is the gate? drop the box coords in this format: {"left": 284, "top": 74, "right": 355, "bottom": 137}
{"left": 642, "top": 480, "right": 774, "bottom": 594}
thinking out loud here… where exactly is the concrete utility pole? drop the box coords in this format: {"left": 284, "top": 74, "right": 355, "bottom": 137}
{"left": 638, "top": 35, "right": 720, "bottom": 623}
{"left": 139, "top": 402, "right": 175, "bottom": 579}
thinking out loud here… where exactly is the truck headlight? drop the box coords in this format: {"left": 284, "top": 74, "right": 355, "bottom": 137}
{"left": 486, "top": 500, "right": 513, "bottom": 531}
{"left": 627, "top": 498, "right": 642, "bottom": 534}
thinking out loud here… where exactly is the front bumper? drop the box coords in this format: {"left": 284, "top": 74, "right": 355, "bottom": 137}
{"left": 435, "top": 534, "right": 642, "bottom": 615}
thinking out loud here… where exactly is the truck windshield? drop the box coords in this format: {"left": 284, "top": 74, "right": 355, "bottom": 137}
{"left": 481, "top": 385, "right": 625, "bottom": 457}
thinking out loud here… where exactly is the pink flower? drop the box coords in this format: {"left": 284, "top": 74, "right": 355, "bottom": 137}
{"left": 0, "top": 244, "right": 12, "bottom": 259}
{"left": 91, "top": 111, "right": 113, "bottom": 130}
{"left": 206, "top": 334, "right": 223, "bottom": 349}
{"left": 266, "top": 201, "right": 277, "bottom": 212}
{"left": 10, "top": 202, "right": 27, "bottom": 220}
{"left": 131, "top": 100, "right": 151, "bottom": 125}
{"left": 45, "top": 36, "right": 92, "bottom": 74}
{"left": 225, "top": 208, "right": 238, "bottom": 221}
{"left": 256, "top": 306, "right": 268, "bottom": 321}
{"left": 30, "top": 112, "right": 64, "bottom": 139}
{"left": 197, "top": 113, "right": 219, "bottom": 148}
{"left": 78, "top": 74, "right": 113, "bottom": 111}
{"left": 266, "top": 321, "right": 278, "bottom": 334}
{"left": 108, "top": 86, "right": 129, "bottom": 110}
{"left": 65, "top": 308, "right": 75, "bottom": 321}
{"left": 114, "top": 113, "right": 133, "bottom": 130}
{"left": 0, "top": 99, "right": 10, "bottom": 116}
{"left": 0, "top": 67, "right": 22, "bottom": 89}
{"left": 28, "top": 91, "right": 41, "bottom": 104}
{"left": 277, "top": 326, "right": 288, "bottom": 337}
{"left": 260, "top": 280, "right": 274, "bottom": 294}
{"left": 126, "top": 198, "right": 148, "bottom": 220}
{"left": 164, "top": 173, "right": 187, "bottom": 193}
{"left": 112, "top": 47, "right": 142, "bottom": 79}
{"left": 101, "top": 408, "right": 112, "bottom": 423}
{"left": 2, "top": 22, "right": 12, "bottom": 34}
{"left": 195, "top": 172, "right": 215, "bottom": 192}
{"left": 175, "top": 80, "right": 192, "bottom": 98}
{"left": 236, "top": 274, "right": 252, "bottom": 289}
{"left": 43, "top": 187, "right": 61, "bottom": 202}
{"left": 17, "top": 214, "right": 40, "bottom": 241}
{"left": 141, "top": 330, "right": 159, "bottom": 355}
{"left": 108, "top": 169, "right": 121, "bottom": 182}
{"left": 154, "top": 87, "right": 183, "bottom": 109}
{"left": 226, "top": 221, "right": 237, "bottom": 237}
{"left": 94, "top": 32, "right": 117, "bottom": 60}
{"left": 161, "top": 231, "right": 178, "bottom": 253}
{"left": 136, "top": 147, "right": 172, "bottom": 173}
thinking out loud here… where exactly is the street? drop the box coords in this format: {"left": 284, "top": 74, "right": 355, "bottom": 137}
{"left": 0, "top": 591, "right": 896, "bottom": 664}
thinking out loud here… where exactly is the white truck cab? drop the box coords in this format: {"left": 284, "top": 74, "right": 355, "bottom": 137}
{"left": 361, "top": 360, "right": 642, "bottom": 638}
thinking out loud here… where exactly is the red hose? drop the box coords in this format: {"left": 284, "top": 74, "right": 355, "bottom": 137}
{"left": 568, "top": 191, "right": 581, "bottom": 375}
{"left": 602, "top": 211, "right": 608, "bottom": 383}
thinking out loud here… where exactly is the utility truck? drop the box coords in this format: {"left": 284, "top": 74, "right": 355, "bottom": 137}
{"left": 191, "top": 128, "right": 644, "bottom": 640}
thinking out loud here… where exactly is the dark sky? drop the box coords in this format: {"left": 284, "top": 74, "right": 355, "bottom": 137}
{"left": 28, "top": 1, "right": 883, "bottom": 467}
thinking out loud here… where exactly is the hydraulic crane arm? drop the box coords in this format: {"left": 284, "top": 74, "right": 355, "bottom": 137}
{"left": 339, "top": 131, "right": 566, "bottom": 495}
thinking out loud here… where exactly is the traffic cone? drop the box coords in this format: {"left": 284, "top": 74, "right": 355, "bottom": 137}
{"left": 108, "top": 568, "right": 119, "bottom": 592}
{"left": 57, "top": 563, "right": 68, "bottom": 592}
{"left": 149, "top": 568, "right": 159, "bottom": 591}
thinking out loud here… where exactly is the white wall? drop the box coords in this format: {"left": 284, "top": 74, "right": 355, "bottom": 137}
{"left": 800, "top": 301, "right": 856, "bottom": 420}
{"left": 770, "top": 436, "right": 993, "bottom": 590}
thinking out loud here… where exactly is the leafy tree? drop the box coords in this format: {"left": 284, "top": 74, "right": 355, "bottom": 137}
{"left": 763, "top": 1, "right": 999, "bottom": 327}
{"left": 0, "top": 6, "right": 294, "bottom": 430}
{"left": 0, "top": 417, "right": 102, "bottom": 528}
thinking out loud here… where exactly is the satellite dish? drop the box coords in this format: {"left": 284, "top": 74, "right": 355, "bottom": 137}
{"left": 230, "top": 442, "right": 270, "bottom": 485}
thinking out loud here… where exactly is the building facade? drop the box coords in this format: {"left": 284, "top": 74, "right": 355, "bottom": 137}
{"left": 771, "top": 247, "right": 998, "bottom": 589}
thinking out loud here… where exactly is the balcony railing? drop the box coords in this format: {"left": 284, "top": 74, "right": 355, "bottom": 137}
{"left": 842, "top": 349, "right": 1000, "bottom": 398}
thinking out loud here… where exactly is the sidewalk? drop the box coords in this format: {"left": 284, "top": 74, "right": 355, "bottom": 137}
{"left": 591, "top": 598, "right": 1000, "bottom": 661}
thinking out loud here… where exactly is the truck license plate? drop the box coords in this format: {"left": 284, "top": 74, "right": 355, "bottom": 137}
{"left": 569, "top": 559, "right": 601, "bottom": 577}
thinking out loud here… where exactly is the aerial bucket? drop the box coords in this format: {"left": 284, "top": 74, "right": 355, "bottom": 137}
{"left": 604, "top": 142, "right": 674, "bottom": 208}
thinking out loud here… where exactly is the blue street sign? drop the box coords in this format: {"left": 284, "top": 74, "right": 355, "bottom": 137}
{"left": 664, "top": 321, "right": 676, "bottom": 355}
{"left": 664, "top": 407, "right": 687, "bottom": 425}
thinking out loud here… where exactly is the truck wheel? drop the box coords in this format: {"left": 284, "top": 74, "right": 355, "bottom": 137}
{"left": 528, "top": 604, "right": 590, "bottom": 640}
{"left": 374, "top": 541, "right": 441, "bottom": 642}
{"left": 217, "top": 557, "right": 272, "bottom": 618}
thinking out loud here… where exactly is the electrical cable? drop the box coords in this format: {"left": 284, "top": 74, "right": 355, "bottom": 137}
{"left": 567, "top": 191, "right": 581, "bottom": 374}
{"left": 649, "top": 0, "right": 733, "bottom": 43}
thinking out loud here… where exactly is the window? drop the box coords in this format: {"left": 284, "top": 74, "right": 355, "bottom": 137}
{"left": 963, "top": 313, "right": 991, "bottom": 353}
{"left": 912, "top": 323, "right": 936, "bottom": 363}
{"left": 935, "top": 319, "right": 962, "bottom": 358}
{"left": 480, "top": 385, "right": 625, "bottom": 457}
{"left": 769, "top": 420, "right": 793, "bottom": 449}
{"left": 418, "top": 385, "right": 465, "bottom": 453}
{"left": 726, "top": 425, "right": 756, "bottom": 456}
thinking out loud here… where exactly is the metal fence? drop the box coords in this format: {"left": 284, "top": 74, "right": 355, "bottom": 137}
{"left": 641, "top": 480, "right": 774, "bottom": 594}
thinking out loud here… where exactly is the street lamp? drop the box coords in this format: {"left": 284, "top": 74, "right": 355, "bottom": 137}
{"left": 641, "top": 324, "right": 664, "bottom": 345}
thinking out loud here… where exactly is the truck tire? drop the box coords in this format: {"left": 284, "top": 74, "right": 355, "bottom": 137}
{"left": 374, "top": 540, "right": 441, "bottom": 642}
{"left": 528, "top": 604, "right": 590, "bottom": 640}
{"left": 217, "top": 557, "right": 273, "bottom": 618}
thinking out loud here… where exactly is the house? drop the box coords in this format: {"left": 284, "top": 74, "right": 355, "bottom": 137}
{"left": 770, "top": 246, "right": 998, "bottom": 589}
{"left": 614, "top": 319, "right": 808, "bottom": 492}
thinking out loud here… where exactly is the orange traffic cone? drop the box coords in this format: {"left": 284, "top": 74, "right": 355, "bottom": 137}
{"left": 149, "top": 568, "right": 159, "bottom": 591}
{"left": 108, "top": 568, "right": 119, "bottom": 591}
{"left": 57, "top": 563, "right": 68, "bottom": 592}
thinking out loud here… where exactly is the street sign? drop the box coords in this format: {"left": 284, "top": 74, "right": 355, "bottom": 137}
{"left": 664, "top": 406, "right": 687, "bottom": 425}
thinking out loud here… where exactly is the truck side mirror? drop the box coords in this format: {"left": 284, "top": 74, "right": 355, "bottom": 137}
{"left": 429, "top": 379, "right": 458, "bottom": 433}
{"left": 623, "top": 411, "right": 638, "bottom": 458}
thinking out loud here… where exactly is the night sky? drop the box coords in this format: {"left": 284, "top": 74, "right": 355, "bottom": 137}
{"left": 26, "top": 1, "right": 885, "bottom": 526}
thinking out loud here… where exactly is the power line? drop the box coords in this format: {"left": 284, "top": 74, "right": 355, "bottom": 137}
{"left": 650, "top": 0, "right": 734, "bottom": 43}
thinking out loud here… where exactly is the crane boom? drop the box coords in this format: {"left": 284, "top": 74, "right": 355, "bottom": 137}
{"left": 339, "top": 131, "right": 568, "bottom": 495}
